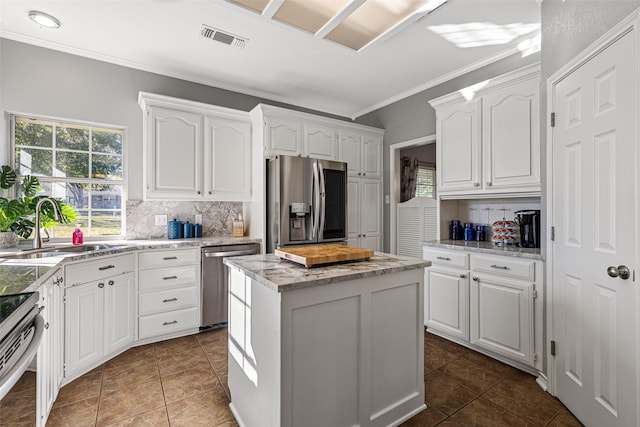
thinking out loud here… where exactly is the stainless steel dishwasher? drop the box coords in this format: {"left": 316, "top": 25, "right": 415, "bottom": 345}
{"left": 201, "top": 243, "right": 260, "bottom": 328}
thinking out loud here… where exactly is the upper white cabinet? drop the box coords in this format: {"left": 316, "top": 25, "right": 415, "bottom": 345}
{"left": 139, "top": 92, "right": 252, "bottom": 201}
{"left": 430, "top": 64, "right": 540, "bottom": 197}
{"left": 338, "top": 130, "right": 382, "bottom": 178}
{"left": 303, "top": 123, "right": 337, "bottom": 160}
{"left": 265, "top": 115, "right": 302, "bottom": 156}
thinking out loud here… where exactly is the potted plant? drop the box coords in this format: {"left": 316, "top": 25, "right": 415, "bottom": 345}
{"left": 0, "top": 165, "right": 76, "bottom": 248}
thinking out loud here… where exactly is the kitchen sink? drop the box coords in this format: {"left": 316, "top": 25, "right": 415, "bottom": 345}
{"left": 1, "top": 243, "right": 132, "bottom": 260}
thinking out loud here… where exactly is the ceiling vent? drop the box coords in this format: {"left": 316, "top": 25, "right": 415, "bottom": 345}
{"left": 201, "top": 24, "right": 248, "bottom": 49}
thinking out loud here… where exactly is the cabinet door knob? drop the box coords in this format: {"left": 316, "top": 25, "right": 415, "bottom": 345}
{"left": 358, "top": 172, "right": 362, "bottom": 176}
{"left": 362, "top": 234, "right": 366, "bottom": 237}
{"left": 197, "top": 191, "right": 201, "bottom": 195}
{"left": 472, "top": 277, "right": 478, "bottom": 281}
{"left": 108, "top": 280, "right": 114, "bottom": 286}
{"left": 486, "top": 182, "right": 492, "bottom": 187}
{"left": 208, "top": 191, "right": 212, "bottom": 195}
{"left": 474, "top": 182, "right": 480, "bottom": 187}
{"left": 363, "top": 173, "right": 366, "bottom": 176}
{"left": 460, "top": 274, "right": 466, "bottom": 279}
{"left": 98, "top": 283, "right": 104, "bottom": 288}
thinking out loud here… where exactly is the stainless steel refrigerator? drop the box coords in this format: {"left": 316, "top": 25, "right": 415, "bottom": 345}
{"left": 266, "top": 155, "right": 347, "bottom": 252}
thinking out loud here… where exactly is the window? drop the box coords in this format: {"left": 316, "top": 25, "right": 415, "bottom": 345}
{"left": 415, "top": 163, "right": 436, "bottom": 199}
{"left": 11, "top": 115, "right": 125, "bottom": 238}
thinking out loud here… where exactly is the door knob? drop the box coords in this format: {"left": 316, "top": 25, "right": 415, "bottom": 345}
{"left": 607, "top": 265, "right": 631, "bottom": 280}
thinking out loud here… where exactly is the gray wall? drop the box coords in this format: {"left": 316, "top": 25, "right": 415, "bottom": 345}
{"left": 0, "top": 39, "right": 349, "bottom": 201}
{"left": 356, "top": 52, "right": 541, "bottom": 252}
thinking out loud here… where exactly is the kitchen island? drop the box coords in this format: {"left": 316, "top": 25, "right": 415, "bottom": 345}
{"left": 223, "top": 252, "right": 430, "bottom": 427}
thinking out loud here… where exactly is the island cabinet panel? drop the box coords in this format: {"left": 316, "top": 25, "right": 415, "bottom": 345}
{"left": 227, "top": 264, "right": 426, "bottom": 427}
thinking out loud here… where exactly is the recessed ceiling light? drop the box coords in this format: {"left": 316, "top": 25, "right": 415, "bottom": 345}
{"left": 28, "top": 10, "right": 62, "bottom": 29}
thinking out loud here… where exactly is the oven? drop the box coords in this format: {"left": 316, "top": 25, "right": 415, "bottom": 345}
{"left": 0, "top": 292, "right": 44, "bottom": 401}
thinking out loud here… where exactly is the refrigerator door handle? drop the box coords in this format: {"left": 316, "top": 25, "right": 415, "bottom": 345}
{"left": 319, "top": 162, "right": 326, "bottom": 240}
{"left": 312, "top": 161, "right": 320, "bottom": 239}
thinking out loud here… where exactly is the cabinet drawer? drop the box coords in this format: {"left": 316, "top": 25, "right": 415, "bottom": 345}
{"left": 139, "top": 265, "right": 199, "bottom": 292}
{"left": 66, "top": 253, "right": 135, "bottom": 286}
{"left": 138, "top": 307, "right": 199, "bottom": 339}
{"left": 423, "top": 248, "right": 468, "bottom": 269}
{"left": 471, "top": 255, "right": 535, "bottom": 281}
{"left": 139, "top": 286, "right": 199, "bottom": 316}
{"left": 138, "top": 248, "right": 200, "bottom": 269}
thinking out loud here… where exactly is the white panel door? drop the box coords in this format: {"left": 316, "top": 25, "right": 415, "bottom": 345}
{"left": 360, "top": 179, "right": 382, "bottom": 250}
{"left": 346, "top": 178, "right": 360, "bottom": 243}
{"left": 362, "top": 132, "right": 382, "bottom": 179}
{"left": 436, "top": 100, "right": 481, "bottom": 192}
{"left": 552, "top": 29, "right": 637, "bottom": 427}
{"left": 204, "top": 116, "right": 251, "bottom": 200}
{"left": 104, "top": 273, "right": 135, "bottom": 355}
{"left": 425, "top": 267, "right": 469, "bottom": 340}
{"left": 147, "top": 106, "right": 202, "bottom": 199}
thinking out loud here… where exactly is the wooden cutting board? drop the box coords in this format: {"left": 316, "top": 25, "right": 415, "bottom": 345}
{"left": 274, "top": 244, "right": 374, "bottom": 268}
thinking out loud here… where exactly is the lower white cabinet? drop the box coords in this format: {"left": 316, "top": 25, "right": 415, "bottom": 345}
{"left": 425, "top": 267, "right": 469, "bottom": 341}
{"left": 37, "top": 269, "right": 64, "bottom": 427}
{"left": 137, "top": 248, "right": 201, "bottom": 342}
{"left": 64, "top": 254, "right": 135, "bottom": 380}
{"left": 470, "top": 274, "right": 534, "bottom": 365}
{"left": 423, "top": 246, "right": 542, "bottom": 371}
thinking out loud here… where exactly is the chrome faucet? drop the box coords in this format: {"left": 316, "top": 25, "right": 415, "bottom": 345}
{"left": 32, "top": 198, "right": 63, "bottom": 249}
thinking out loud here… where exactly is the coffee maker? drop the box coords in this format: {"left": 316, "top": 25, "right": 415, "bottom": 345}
{"left": 515, "top": 210, "right": 540, "bottom": 248}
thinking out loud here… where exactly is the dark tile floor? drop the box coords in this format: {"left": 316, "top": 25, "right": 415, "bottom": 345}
{"left": 0, "top": 327, "right": 584, "bottom": 426}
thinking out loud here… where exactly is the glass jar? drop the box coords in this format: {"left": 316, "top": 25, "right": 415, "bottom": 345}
{"left": 463, "top": 223, "right": 474, "bottom": 241}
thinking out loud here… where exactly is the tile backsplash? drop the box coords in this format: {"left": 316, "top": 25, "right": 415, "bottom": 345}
{"left": 126, "top": 200, "right": 243, "bottom": 240}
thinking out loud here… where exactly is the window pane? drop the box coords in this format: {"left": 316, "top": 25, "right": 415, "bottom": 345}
{"left": 92, "top": 129, "right": 122, "bottom": 155}
{"left": 56, "top": 124, "right": 89, "bottom": 151}
{"left": 15, "top": 118, "right": 53, "bottom": 148}
{"left": 92, "top": 154, "right": 122, "bottom": 180}
{"left": 91, "top": 184, "right": 122, "bottom": 209}
{"left": 92, "top": 211, "right": 122, "bottom": 236}
{"left": 63, "top": 183, "right": 90, "bottom": 210}
{"left": 15, "top": 148, "right": 53, "bottom": 176}
{"left": 54, "top": 210, "right": 88, "bottom": 238}
{"left": 56, "top": 151, "right": 89, "bottom": 178}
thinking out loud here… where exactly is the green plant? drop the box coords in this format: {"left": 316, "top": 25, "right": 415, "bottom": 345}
{"left": 0, "top": 165, "right": 76, "bottom": 238}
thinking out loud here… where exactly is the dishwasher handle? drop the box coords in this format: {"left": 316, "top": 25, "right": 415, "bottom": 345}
{"left": 203, "top": 249, "right": 258, "bottom": 258}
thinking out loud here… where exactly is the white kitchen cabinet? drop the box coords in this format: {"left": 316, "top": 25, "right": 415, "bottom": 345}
{"left": 37, "top": 270, "right": 63, "bottom": 427}
{"left": 470, "top": 274, "right": 534, "bottom": 365}
{"left": 347, "top": 177, "right": 382, "bottom": 251}
{"left": 430, "top": 63, "right": 540, "bottom": 197}
{"left": 338, "top": 129, "right": 382, "bottom": 179}
{"left": 303, "top": 123, "right": 337, "bottom": 160}
{"left": 137, "top": 248, "right": 201, "bottom": 342}
{"left": 264, "top": 115, "right": 303, "bottom": 156}
{"left": 139, "top": 92, "right": 252, "bottom": 201}
{"left": 64, "top": 254, "right": 135, "bottom": 381}
{"left": 422, "top": 246, "right": 543, "bottom": 373}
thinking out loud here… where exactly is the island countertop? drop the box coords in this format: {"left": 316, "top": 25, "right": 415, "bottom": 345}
{"left": 223, "top": 252, "right": 431, "bottom": 292}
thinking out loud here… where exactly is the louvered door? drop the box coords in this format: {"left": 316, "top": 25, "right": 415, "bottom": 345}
{"left": 397, "top": 197, "right": 437, "bottom": 258}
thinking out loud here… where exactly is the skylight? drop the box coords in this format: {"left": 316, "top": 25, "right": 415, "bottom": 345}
{"left": 227, "top": 0, "right": 449, "bottom": 52}
{"left": 427, "top": 22, "right": 541, "bottom": 48}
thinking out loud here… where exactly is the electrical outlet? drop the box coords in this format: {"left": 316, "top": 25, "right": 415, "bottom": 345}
{"left": 195, "top": 214, "right": 203, "bottom": 224}
{"left": 155, "top": 214, "right": 168, "bottom": 226}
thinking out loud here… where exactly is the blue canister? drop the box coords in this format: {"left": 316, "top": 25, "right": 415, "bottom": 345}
{"left": 194, "top": 223, "right": 202, "bottom": 238}
{"left": 168, "top": 218, "right": 181, "bottom": 239}
{"left": 463, "top": 223, "right": 474, "bottom": 241}
{"left": 183, "top": 221, "right": 194, "bottom": 238}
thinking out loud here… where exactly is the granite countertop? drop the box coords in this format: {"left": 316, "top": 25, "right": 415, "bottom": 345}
{"left": 0, "top": 236, "right": 261, "bottom": 296}
{"left": 424, "top": 240, "right": 543, "bottom": 261}
{"left": 223, "top": 252, "right": 431, "bottom": 293}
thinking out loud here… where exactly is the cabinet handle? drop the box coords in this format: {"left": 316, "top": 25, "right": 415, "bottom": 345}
{"left": 363, "top": 173, "right": 366, "bottom": 176}
{"left": 45, "top": 322, "right": 49, "bottom": 329}
{"left": 208, "top": 191, "right": 212, "bottom": 195}
{"left": 490, "top": 264, "right": 509, "bottom": 270}
{"left": 358, "top": 172, "right": 362, "bottom": 176}
{"left": 163, "top": 320, "right": 178, "bottom": 326}
{"left": 474, "top": 182, "right": 480, "bottom": 187}
{"left": 472, "top": 277, "right": 479, "bottom": 281}
{"left": 98, "top": 265, "right": 115, "bottom": 271}
{"left": 486, "top": 182, "right": 493, "bottom": 187}
{"left": 436, "top": 256, "right": 451, "bottom": 261}
{"left": 362, "top": 234, "right": 366, "bottom": 237}
{"left": 98, "top": 283, "right": 104, "bottom": 288}
{"left": 163, "top": 256, "right": 178, "bottom": 260}
{"left": 108, "top": 280, "right": 114, "bottom": 286}
{"left": 197, "top": 191, "right": 201, "bottom": 195}
{"left": 163, "top": 276, "right": 178, "bottom": 280}
{"left": 460, "top": 274, "right": 466, "bottom": 279}
{"left": 163, "top": 298, "right": 178, "bottom": 303}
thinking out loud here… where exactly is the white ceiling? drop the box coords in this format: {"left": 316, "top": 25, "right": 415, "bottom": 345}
{"left": 0, "top": 0, "right": 541, "bottom": 119}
